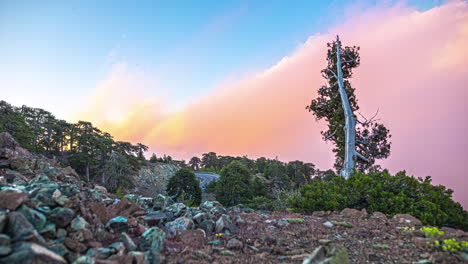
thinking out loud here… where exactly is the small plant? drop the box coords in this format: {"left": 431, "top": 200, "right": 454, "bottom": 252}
{"left": 283, "top": 218, "right": 305, "bottom": 223}
{"left": 420, "top": 226, "right": 444, "bottom": 238}
{"left": 427, "top": 238, "right": 468, "bottom": 252}
{"left": 115, "top": 186, "right": 124, "bottom": 198}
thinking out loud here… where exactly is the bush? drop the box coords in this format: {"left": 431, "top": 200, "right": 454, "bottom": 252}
{"left": 167, "top": 168, "right": 202, "bottom": 206}
{"left": 248, "top": 196, "right": 276, "bottom": 211}
{"left": 215, "top": 161, "right": 253, "bottom": 206}
{"left": 291, "top": 170, "right": 467, "bottom": 230}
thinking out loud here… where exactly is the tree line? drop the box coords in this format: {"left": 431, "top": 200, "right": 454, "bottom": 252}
{"left": 0, "top": 100, "right": 148, "bottom": 191}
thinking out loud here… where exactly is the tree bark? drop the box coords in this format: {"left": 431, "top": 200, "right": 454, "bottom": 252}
{"left": 335, "top": 36, "right": 356, "bottom": 179}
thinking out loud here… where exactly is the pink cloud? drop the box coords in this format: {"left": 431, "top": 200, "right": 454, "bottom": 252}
{"left": 78, "top": 1, "right": 468, "bottom": 207}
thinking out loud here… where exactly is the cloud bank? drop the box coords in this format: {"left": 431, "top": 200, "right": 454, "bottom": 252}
{"left": 76, "top": 1, "right": 468, "bottom": 207}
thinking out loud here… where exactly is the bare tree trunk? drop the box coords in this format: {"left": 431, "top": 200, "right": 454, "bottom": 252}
{"left": 335, "top": 36, "right": 356, "bottom": 179}
{"left": 86, "top": 165, "right": 90, "bottom": 182}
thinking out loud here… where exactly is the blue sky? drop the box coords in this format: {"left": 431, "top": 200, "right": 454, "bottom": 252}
{"left": 0, "top": 0, "right": 443, "bottom": 117}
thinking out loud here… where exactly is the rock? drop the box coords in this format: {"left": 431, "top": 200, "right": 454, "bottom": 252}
{"left": 139, "top": 227, "right": 166, "bottom": 252}
{"left": 164, "top": 203, "right": 186, "bottom": 219}
{"left": 0, "top": 188, "right": 29, "bottom": 210}
{"left": 371, "top": 212, "right": 387, "bottom": 220}
{"left": 94, "top": 185, "right": 107, "bottom": 194}
{"left": 71, "top": 216, "right": 89, "bottom": 231}
{"left": 64, "top": 237, "right": 88, "bottom": 253}
{"left": 208, "top": 240, "right": 220, "bottom": 245}
{"left": 121, "top": 232, "right": 137, "bottom": 251}
{"left": 392, "top": 214, "right": 422, "bottom": 227}
{"left": 152, "top": 194, "right": 174, "bottom": 211}
{"left": 210, "top": 206, "right": 226, "bottom": 216}
{"left": 302, "top": 245, "right": 351, "bottom": 264}
{"left": 165, "top": 217, "right": 194, "bottom": 237}
{"left": 0, "top": 242, "right": 66, "bottom": 264}
{"left": 0, "top": 132, "right": 31, "bottom": 159}
{"left": 49, "top": 207, "right": 75, "bottom": 228}
{"left": 215, "top": 214, "right": 237, "bottom": 234}
{"left": 30, "top": 187, "right": 57, "bottom": 207}
{"left": 200, "top": 219, "right": 216, "bottom": 236}
{"left": 226, "top": 238, "right": 243, "bottom": 250}
{"left": 0, "top": 211, "right": 6, "bottom": 233}
{"left": 0, "top": 234, "right": 11, "bottom": 256}
{"left": 18, "top": 205, "right": 47, "bottom": 231}
{"left": 193, "top": 212, "right": 211, "bottom": 225}
{"left": 106, "top": 216, "right": 129, "bottom": 232}
{"left": 73, "top": 256, "right": 95, "bottom": 264}
{"left": 126, "top": 251, "right": 148, "bottom": 264}
{"left": 85, "top": 247, "right": 114, "bottom": 259}
{"left": 144, "top": 211, "right": 167, "bottom": 226}
{"left": 340, "top": 208, "right": 367, "bottom": 218}
{"left": 6, "top": 212, "right": 44, "bottom": 243}
{"left": 323, "top": 221, "right": 334, "bottom": 227}
{"left": 200, "top": 201, "right": 222, "bottom": 212}
{"left": 0, "top": 177, "right": 6, "bottom": 185}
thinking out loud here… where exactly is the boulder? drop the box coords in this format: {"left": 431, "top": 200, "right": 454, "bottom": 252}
{"left": 0, "top": 188, "right": 29, "bottom": 210}
{"left": 71, "top": 216, "right": 89, "bottom": 231}
{"left": 0, "top": 242, "right": 66, "bottom": 264}
{"left": 226, "top": 238, "right": 243, "bottom": 250}
{"left": 106, "top": 216, "right": 130, "bottom": 232}
{"left": 199, "top": 219, "right": 216, "bottom": 236}
{"left": 340, "top": 208, "right": 368, "bottom": 218}
{"left": 49, "top": 207, "right": 75, "bottom": 228}
{"left": 165, "top": 217, "right": 194, "bottom": 237}
{"left": 121, "top": 232, "right": 137, "bottom": 251}
{"left": 144, "top": 211, "right": 167, "bottom": 226}
{"left": 392, "top": 214, "right": 422, "bottom": 227}
{"left": 6, "top": 212, "right": 44, "bottom": 243}
{"left": 215, "top": 214, "right": 237, "bottom": 234}
{"left": 139, "top": 227, "right": 166, "bottom": 252}
{"left": 200, "top": 201, "right": 222, "bottom": 212}
{"left": 302, "top": 245, "right": 351, "bottom": 264}
{"left": 0, "top": 234, "right": 11, "bottom": 256}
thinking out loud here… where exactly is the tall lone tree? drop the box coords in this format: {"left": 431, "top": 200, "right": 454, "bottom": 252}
{"left": 307, "top": 36, "right": 391, "bottom": 178}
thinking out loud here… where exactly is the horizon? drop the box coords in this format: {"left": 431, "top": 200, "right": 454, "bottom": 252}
{"left": 1, "top": 0, "right": 467, "bottom": 208}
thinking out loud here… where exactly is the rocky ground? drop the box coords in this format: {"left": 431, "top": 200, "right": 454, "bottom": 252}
{"left": 0, "top": 132, "right": 466, "bottom": 264}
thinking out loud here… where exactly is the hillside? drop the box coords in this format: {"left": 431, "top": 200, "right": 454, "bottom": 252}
{"left": 0, "top": 132, "right": 467, "bottom": 263}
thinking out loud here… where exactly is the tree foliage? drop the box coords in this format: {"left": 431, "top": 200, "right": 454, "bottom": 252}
{"left": 215, "top": 161, "right": 253, "bottom": 206}
{"left": 166, "top": 168, "right": 202, "bottom": 206}
{"left": 0, "top": 100, "right": 148, "bottom": 191}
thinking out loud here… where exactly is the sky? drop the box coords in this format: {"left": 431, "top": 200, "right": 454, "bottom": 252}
{"left": 1, "top": 0, "right": 467, "bottom": 207}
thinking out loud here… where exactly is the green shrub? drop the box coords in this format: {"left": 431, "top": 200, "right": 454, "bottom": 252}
{"left": 248, "top": 196, "right": 276, "bottom": 211}
{"left": 215, "top": 161, "right": 253, "bottom": 206}
{"left": 291, "top": 170, "right": 467, "bottom": 230}
{"left": 167, "top": 168, "right": 202, "bottom": 206}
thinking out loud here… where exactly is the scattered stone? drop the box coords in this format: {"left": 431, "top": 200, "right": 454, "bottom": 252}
{"left": 323, "top": 221, "right": 334, "bottom": 227}
{"left": 371, "top": 212, "right": 387, "bottom": 220}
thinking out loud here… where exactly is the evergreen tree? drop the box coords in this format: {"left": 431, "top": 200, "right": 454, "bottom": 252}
{"left": 306, "top": 36, "right": 391, "bottom": 174}
{"left": 166, "top": 168, "right": 202, "bottom": 206}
